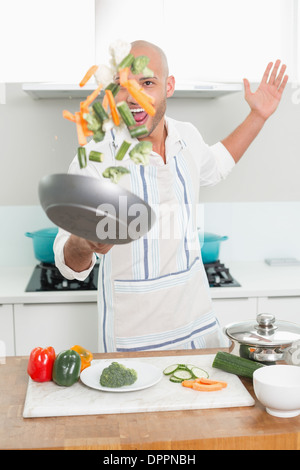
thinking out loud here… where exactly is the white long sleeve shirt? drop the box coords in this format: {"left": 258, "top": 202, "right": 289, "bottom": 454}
{"left": 54, "top": 117, "right": 235, "bottom": 352}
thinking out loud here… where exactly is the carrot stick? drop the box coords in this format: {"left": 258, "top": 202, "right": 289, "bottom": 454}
{"left": 79, "top": 65, "right": 99, "bottom": 87}
{"left": 119, "top": 67, "right": 130, "bottom": 86}
{"left": 126, "top": 79, "right": 155, "bottom": 104}
{"left": 102, "top": 93, "right": 109, "bottom": 111}
{"left": 80, "top": 114, "right": 93, "bottom": 137}
{"left": 62, "top": 110, "right": 76, "bottom": 122}
{"left": 192, "top": 382, "right": 224, "bottom": 392}
{"left": 80, "top": 101, "right": 89, "bottom": 116}
{"left": 182, "top": 377, "right": 227, "bottom": 391}
{"left": 84, "top": 83, "right": 103, "bottom": 107}
{"left": 126, "top": 83, "right": 155, "bottom": 116}
{"left": 75, "top": 112, "right": 87, "bottom": 146}
{"left": 197, "top": 377, "right": 227, "bottom": 388}
{"left": 181, "top": 380, "right": 196, "bottom": 388}
{"left": 139, "top": 88, "right": 155, "bottom": 104}
{"left": 79, "top": 104, "right": 93, "bottom": 137}
{"left": 126, "top": 79, "right": 140, "bottom": 90}
{"left": 105, "top": 89, "right": 120, "bottom": 126}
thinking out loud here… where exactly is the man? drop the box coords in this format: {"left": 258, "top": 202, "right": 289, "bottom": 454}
{"left": 54, "top": 40, "right": 288, "bottom": 352}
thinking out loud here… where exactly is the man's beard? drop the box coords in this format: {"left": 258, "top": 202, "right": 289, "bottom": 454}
{"left": 144, "top": 96, "right": 167, "bottom": 137}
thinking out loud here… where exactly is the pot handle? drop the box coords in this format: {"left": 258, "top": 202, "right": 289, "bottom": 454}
{"left": 221, "top": 236, "right": 229, "bottom": 241}
{"left": 25, "top": 232, "right": 33, "bottom": 238}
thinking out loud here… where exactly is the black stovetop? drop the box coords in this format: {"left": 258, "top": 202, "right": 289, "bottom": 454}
{"left": 25, "top": 262, "right": 99, "bottom": 292}
{"left": 25, "top": 260, "right": 239, "bottom": 292}
{"left": 204, "top": 260, "right": 241, "bottom": 288}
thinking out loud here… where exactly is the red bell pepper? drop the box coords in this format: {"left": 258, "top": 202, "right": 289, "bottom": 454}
{"left": 27, "top": 347, "right": 56, "bottom": 382}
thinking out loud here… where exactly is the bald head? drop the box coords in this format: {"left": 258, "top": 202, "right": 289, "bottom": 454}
{"left": 130, "top": 40, "right": 169, "bottom": 80}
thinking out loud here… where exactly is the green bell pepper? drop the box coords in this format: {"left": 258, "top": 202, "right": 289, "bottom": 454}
{"left": 52, "top": 349, "right": 81, "bottom": 387}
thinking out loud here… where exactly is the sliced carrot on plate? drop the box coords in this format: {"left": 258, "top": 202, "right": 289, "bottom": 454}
{"left": 181, "top": 380, "right": 196, "bottom": 388}
{"left": 182, "top": 377, "right": 228, "bottom": 392}
{"left": 196, "top": 377, "right": 228, "bottom": 388}
{"left": 192, "top": 382, "right": 224, "bottom": 392}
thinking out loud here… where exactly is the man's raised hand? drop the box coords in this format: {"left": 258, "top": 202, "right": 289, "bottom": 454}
{"left": 243, "top": 60, "right": 288, "bottom": 121}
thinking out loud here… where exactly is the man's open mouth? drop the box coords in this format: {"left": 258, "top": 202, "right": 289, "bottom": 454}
{"left": 130, "top": 108, "right": 149, "bottom": 125}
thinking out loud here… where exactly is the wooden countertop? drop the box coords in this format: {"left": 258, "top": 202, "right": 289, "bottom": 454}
{"left": 1, "top": 349, "right": 300, "bottom": 450}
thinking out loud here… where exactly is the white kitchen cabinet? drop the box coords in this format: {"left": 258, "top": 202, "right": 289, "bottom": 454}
{"left": 0, "top": 304, "right": 15, "bottom": 356}
{"left": 212, "top": 297, "right": 257, "bottom": 328}
{"left": 213, "top": 295, "right": 300, "bottom": 329}
{"left": 258, "top": 296, "right": 300, "bottom": 325}
{"left": 14, "top": 302, "right": 98, "bottom": 356}
{"left": 1, "top": 0, "right": 95, "bottom": 82}
{"left": 95, "top": 0, "right": 294, "bottom": 83}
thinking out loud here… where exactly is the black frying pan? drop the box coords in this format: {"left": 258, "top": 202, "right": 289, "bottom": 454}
{"left": 38, "top": 174, "right": 156, "bottom": 244}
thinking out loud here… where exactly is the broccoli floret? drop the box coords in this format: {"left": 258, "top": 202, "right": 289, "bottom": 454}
{"left": 83, "top": 111, "right": 102, "bottom": 133}
{"left": 102, "top": 166, "right": 130, "bottom": 183}
{"left": 129, "top": 141, "right": 152, "bottom": 165}
{"left": 141, "top": 66, "right": 154, "bottom": 78}
{"left": 131, "top": 55, "right": 150, "bottom": 75}
{"left": 100, "top": 362, "right": 138, "bottom": 388}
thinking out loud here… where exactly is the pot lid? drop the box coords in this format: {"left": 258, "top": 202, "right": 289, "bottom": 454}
{"left": 225, "top": 314, "right": 300, "bottom": 348}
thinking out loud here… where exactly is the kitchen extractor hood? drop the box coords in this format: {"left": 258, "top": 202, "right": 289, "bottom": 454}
{"left": 173, "top": 81, "right": 243, "bottom": 98}
{"left": 22, "top": 81, "right": 242, "bottom": 100}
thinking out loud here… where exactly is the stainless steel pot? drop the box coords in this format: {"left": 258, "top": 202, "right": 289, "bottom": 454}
{"left": 225, "top": 314, "right": 300, "bottom": 364}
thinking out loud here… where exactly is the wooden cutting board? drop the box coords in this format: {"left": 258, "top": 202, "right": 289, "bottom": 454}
{"left": 23, "top": 354, "right": 254, "bottom": 418}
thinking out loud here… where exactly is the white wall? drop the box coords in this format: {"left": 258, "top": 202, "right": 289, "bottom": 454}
{"left": 0, "top": 0, "right": 95, "bottom": 82}
{"left": 202, "top": 202, "right": 300, "bottom": 263}
{"left": 1, "top": 201, "right": 300, "bottom": 267}
{"left": 0, "top": 206, "right": 54, "bottom": 267}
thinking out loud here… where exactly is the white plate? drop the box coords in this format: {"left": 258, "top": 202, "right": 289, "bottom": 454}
{"left": 80, "top": 359, "right": 163, "bottom": 392}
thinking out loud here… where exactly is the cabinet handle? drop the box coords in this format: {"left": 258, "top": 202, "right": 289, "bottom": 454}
{"left": 213, "top": 297, "right": 250, "bottom": 301}
{"left": 266, "top": 296, "right": 300, "bottom": 300}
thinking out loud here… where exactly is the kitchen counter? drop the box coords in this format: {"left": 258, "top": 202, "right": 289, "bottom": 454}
{"left": 211, "top": 261, "right": 300, "bottom": 299}
{"left": 1, "top": 261, "right": 300, "bottom": 304}
{"left": 1, "top": 348, "right": 300, "bottom": 450}
{"left": 0, "top": 266, "right": 97, "bottom": 304}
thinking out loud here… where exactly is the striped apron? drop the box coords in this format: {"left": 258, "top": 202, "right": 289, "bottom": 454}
{"left": 96, "top": 131, "right": 226, "bottom": 352}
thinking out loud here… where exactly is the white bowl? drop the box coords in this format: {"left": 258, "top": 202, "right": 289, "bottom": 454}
{"left": 253, "top": 365, "right": 300, "bottom": 418}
